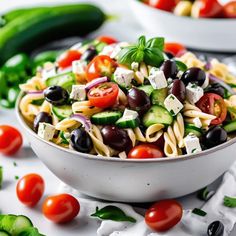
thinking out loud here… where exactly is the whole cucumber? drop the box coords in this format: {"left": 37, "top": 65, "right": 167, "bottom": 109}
{"left": 0, "top": 4, "right": 106, "bottom": 65}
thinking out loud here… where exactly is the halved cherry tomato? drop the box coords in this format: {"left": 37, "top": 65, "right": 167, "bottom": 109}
{"left": 223, "top": 1, "right": 236, "bottom": 18}
{"left": 88, "top": 82, "right": 119, "bottom": 108}
{"left": 57, "top": 50, "right": 81, "bottom": 69}
{"left": 164, "top": 43, "right": 186, "bottom": 57}
{"left": 145, "top": 200, "right": 183, "bottom": 232}
{"left": 196, "top": 93, "right": 227, "bottom": 125}
{"left": 0, "top": 125, "right": 23, "bottom": 156}
{"left": 16, "top": 174, "right": 45, "bottom": 207}
{"left": 148, "top": 0, "right": 177, "bottom": 12}
{"left": 197, "top": 0, "right": 223, "bottom": 18}
{"left": 86, "top": 55, "right": 117, "bottom": 81}
{"left": 42, "top": 193, "right": 80, "bottom": 223}
{"left": 128, "top": 144, "right": 164, "bottom": 159}
{"left": 96, "top": 35, "right": 118, "bottom": 45}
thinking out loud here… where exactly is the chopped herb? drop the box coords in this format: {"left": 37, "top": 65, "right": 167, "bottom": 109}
{"left": 191, "top": 84, "right": 197, "bottom": 88}
{"left": 170, "top": 109, "right": 175, "bottom": 116}
{"left": 0, "top": 166, "right": 2, "bottom": 189}
{"left": 197, "top": 187, "right": 214, "bottom": 201}
{"left": 192, "top": 208, "right": 207, "bottom": 217}
{"left": 170, "top": 95, "right": 175, "bottom": 100}
{"left": 15, "top": 176, "right": 19, "bottom": 180}
{"left": 191, "top": 148, "right": 197, "bottom": 153}
{"left": 223, "top": 196, "right": 236, "bottom": 208}
{"left": 13, "top": 161, "right": 17, "bottom": 167}
{"left": 91, "top": 205, "right": 136, "bottom": 223}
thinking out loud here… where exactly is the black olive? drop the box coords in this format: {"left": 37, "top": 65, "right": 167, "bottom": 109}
{"left": 203, "top": 126, "right": 227, "bottom": 148}
{"left": 205, "top": 83, "right": 225, "bottom": 98}
{"left": 44, "top": 86, "right": 69, "bottom": 106}
{"left": 160, "top": 59, "right": 178, "bottom": 79}
{"left": 70, "top": 128, "right": 93, "bottom": 153}
{"left": 33, "top": 112, "right": 53, "bottom": 132}
{"left": 101, "top": 125, "right": 132, "bottom": 152}
{"left": 127, "top": 87, "right": 151, "bottom": 116}
{"left": 143, "top": 78, "right": 151, "bottom": 85}
{"left": 164, "top": 52, "right": 174, "bottom": 59}
{"left": 207, "top": 221, "right": 224, "bottom": 236}
{"left": 170, "top": 79, "right": 186, "bottom": 102}
{"left": 181, "top": 67, "right": 206, "bottom": 86}
{"left": 81, "top": 47, "right": 97, "bottom": 61}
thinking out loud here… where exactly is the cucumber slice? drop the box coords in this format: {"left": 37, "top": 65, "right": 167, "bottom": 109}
{"left": 91, "top": 111, "right": 122, "bottom": 125}
{"left": 12, "top": 215, "right": 33, "bottom": 235}
{"left": 0, "top": 230, "right": 10, "bottom": 236}
{"left": 52, "top": 105, "right": 73, "bottom": 120}
{"left": 143, "top": 105, "right": 173, "bottom": 127}
{"left": 139, "top": 85, "right": 153, "bottom": 97}
{"left": 59, "top": 131, "right": 70, "bottom": 145}
{"left": 45, "top": 72, "right": 76, "bottom": 91}
{"left": 31, "top": 99, "right": 44, "bottom": 106}
{"left": 116, "top": 116, "right": 139, "bottom": 128}
{"left": 151, "top": 88, "right": 168, "bottom": 106}
{"left": 223, "top": 120, "right": 236, "bottom": 133}
{"left": 18, "top": 227, "right": 44, "bottom": 236}
{"left": 0, "top": 215, "right": 17, "bottom": 234}
{"left": 185, "top": 124, "right": 202, "bottom": 137}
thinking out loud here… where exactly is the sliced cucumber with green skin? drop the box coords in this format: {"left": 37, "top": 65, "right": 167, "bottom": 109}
{"left": 0, "top": 215, "right": 17, "bottom": 233}
{"left": 18, "top": 227, "right": 44, "bottom": 236}
{"left": 116, "top": 117, "right": 139, "bottom": 129}
{"left": 185, "top": 124, "right": 202, "bottom": 137}
{"left": 31, "top": 99, "right": 44, "bottom": 106}
{"left": 139, "top": 85, "right": 153, "bottom": 97}
{"left": 143, "top": 105, "right": 173, "bottom": 127}
{"left": 223, "top": 120, "right": 236, "bottom": 133}
{"left": 91, "top": 111, "right": 122, "bottom": 125}
{"left": 45, "top": 72, "right": 76, "bottom": 91}
{"left": 151, "top": 88, "right": 168, "bottom": 106}
{"left": 52, "top": 105, "right": 73, "bottom": 120}
{"left": 0, "top": 230, "right": 10, "bottom": 236}
{"left": 59, "top": 131, "right": 70, "bottom": 145}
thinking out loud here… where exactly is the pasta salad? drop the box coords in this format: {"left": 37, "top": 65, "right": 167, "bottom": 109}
{"left": 19, "top": 35, "right": 236, "bottom": 159}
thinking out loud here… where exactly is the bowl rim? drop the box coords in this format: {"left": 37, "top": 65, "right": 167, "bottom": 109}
{"left": 16, "top": 92, "right": 236, "bottom": 163}
{"left": 131, "top": 0, "right": 236, "bottom": 23}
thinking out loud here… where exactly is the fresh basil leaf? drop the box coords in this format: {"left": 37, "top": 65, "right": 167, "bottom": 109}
{"left": 91, "top": 205, "right": 136, "bottom": 223}
{"left": 175, "top": 60, "right": 187, "bottom": 72}
{"left": 138, "top": 35, "right": 146, "bottom": 48}
{"left": 144, "top": 48, "right": 164, "bottom": 67}
{"left": 131, "top": 48, "right": 144, "bottom": 63}
{"left": 146, "top": 37, "right": 164, "bottom": 51}
{"left": 117, "top": 46, "right": 137, "bottom": 65}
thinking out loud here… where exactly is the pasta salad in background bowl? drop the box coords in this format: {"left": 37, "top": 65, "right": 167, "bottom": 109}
{"left": 16, "top": 35, "right": 236, "bottom": 202}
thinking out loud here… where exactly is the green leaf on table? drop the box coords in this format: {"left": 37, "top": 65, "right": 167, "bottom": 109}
{"left": 192, "top": 208, "right": 207, "bottom": 217}
{"left": 223, "top": 196, "right": 236, "bottom": 208}
{"left": 91, "top": 205, "right": 136, "bottom": 223}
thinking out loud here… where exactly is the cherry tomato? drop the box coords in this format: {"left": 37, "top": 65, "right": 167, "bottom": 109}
{"left": 164, "top": 43, "right": 186, "bottom": 57}
{"left": 196, "top": 93, "right": 227, "bottom": 125}
{"left": 86, "top": 55, "right": 117, "bottom": 81}
{"left": 148, "top": 0, "right": 177, "bottom": 12}
{"left": 42, "top": 193, "right": 80, "bottom": 223}
{"left": 128, "top": 144, "right": 164, "bottom": 159}
{"left": 223, "top": 1, "right": 236, "bottom": 18}
{"left": 57, "top": 50, "right": 81, "bottom": 69}
{"left": 0, "top": 125, "right": 23, "bottom": 156}
{"left": 145, "top": 200, "right": 183, "bottom": 232}
{"left": 96, "top": 35, "right": 118, "bottom": 45}
{"left": 16, "top": 174, "right": 45, "bottom": 207}
{"left": 88, "top": 82, "right": 119, "bottom": 108}
{"left": 197, "top": 0, "right": 223, "bottom": 18}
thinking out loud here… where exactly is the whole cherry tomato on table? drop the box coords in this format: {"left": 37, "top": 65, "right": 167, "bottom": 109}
{"left": 0, "top": 125, "right": 23, "bottom": 156}
{"left": 145, "top": 200, "right": 183, "bottom": 232}
{"left": 196, "top": 93, "right": 227, "bottom": 125}
{"left": 148, "top": 0, "right": 177, "bottom": 12}
{"left": 96, "top": 35, "right": 118, "bottom": 45}
{"left": 86, "top": 55, "right": 117, "bottom": 81}
{"left": 223, "top": 1, "right": 236, "bottom": 18}
{"left": 57, "top": 50, "right": 81, "bottom": 69}
{"left": 42, "top": 193, "right": 80, "bottom": 223}
{"left": 16, "top": 173, "right": 45, "bottom": 207}
{"left": 164, "top": 43, "right": 186, "bottom": 57}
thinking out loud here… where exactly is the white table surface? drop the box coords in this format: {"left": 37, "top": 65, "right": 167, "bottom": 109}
{"left": 0, "top": 0, "right": 235, "bottom": 235}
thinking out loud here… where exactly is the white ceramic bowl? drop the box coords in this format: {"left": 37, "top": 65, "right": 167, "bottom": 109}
{"left": 16, "top": 94, "right": 236, "bottom": 202}
{"left": 130, "top": 0, "right": 236, "bottom": 52}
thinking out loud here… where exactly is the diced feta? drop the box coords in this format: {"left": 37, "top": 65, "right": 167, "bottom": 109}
{"left": 123, "top": 109, "right": 139, "bottom": 119}
{"left": 148, "top": 68, "right": 167, "bottom": 89}
{"left": 184, "top": 134, "right": 202, "bottom": 155}
{"left": 131, "top": 62, "right": 139, "bottom": 71}
{"left": 70, "top": 85, "right": 86, "bottom": 101}
{"left": 114, "top": 67, "right": 134, "bottom": 88}
{"left": 42, "top": 67, "right": 57, "bottom": 81}
{"left": 110, "top": 45, "right": 122, "bottom": 59}
{"left": 100, "top": 45, "right": 115, "bottom": 56}
{"left": 38, "top": 123, "right": 55, "bottom": 141}
{"left": 164, "top": 94, "right": 183, "bottom": 116}
{"left": 72, "top": 60, "right": 87, "bottom": 75}
{"left": 193, "top": 117, "right": 202, "bottom": 128}
{"left": 186, "top": 83, "right": 204, "bottom": 104}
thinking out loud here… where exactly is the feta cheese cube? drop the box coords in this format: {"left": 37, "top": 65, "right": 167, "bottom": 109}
{"left": 114, "top": 67, "right": 134, "bottom": 88}
{"left": 38, "top": 123, "right": 55, "bottom": 141}
{"left": 164, "top": 94, "right": 183, "bottom": 116}
{"left": 184, "top": 134, "right": 202, "bottom": 155}
{"left": 72, "top": 60, "right": 87, "bottom": 75}
{"left": 70, "top": 85, "right": 86, "bottom": 101}
{"left": 186, "top": 83, "right": 204, "bottom": 104}
{"left": 42, "top": 67, "right": 57, "bottom": 81}
{"left": 100, "top": 45, "right": 115, "bottom": 57}
{"left": 123, "top": 109, "right": 139, "bottom": 119}
{"left": 110, "top": 45, "right": 122, "bottom": 59}
{"left": 148, "top": 68, "right": 167, "bottom": 89}
{"left": 193, "top": 117, "right": 202, "bottom": 128}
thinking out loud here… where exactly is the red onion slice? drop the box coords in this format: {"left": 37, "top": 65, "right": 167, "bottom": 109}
{"left": 209, "top": 73, "right": 236, "bottom": 95}
{"left": 204, "top": 61, "right": 212, "bottom": 71}
{"left": 27, "top": 90, "right": 44, "bottom": 95}
{"left": 85, "top": 76, "right": 109, "bottom": 91}
{"left": 70, "top": 114, "right": 91, "bottom": 132}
